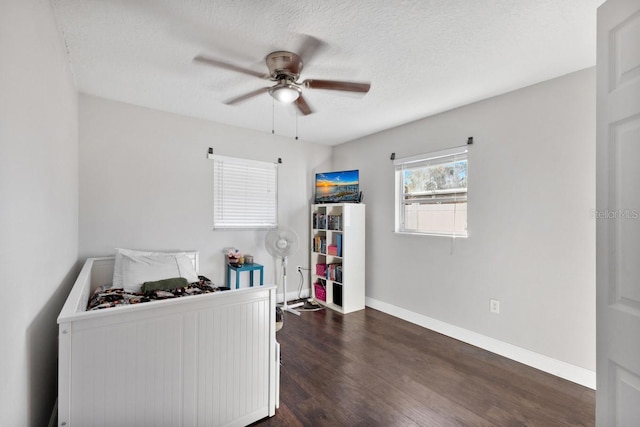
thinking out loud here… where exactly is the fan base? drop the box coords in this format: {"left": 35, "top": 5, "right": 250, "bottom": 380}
{"left": 280, "top": 300, "right": 303, "bottom": 316}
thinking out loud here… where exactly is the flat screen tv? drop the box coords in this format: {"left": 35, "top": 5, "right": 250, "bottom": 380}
{"left": 314, "top": 169, "right": 360, "bottom": 203}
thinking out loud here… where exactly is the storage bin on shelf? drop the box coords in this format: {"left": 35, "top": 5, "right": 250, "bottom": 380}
{"left": 314, "top": 281, "right": 326, "bottom": 302}
{"left": 315, "top": 263, "right": 327, "bottom": 277}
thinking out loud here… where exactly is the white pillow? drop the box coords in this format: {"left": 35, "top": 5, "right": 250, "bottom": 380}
{"left": 113, "top": 248, "right": 192, "bottom": 288}
{"left": 113, "top": 248, "right": 198, "bottom": 291}
{"left": 112, "top": 248, "right": 161, "bottom": 289}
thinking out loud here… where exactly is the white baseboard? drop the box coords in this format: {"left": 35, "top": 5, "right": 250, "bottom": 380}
{"left": 279, "top": 287, "right": 309, "bottom": 304}
{"left": 365, "top": 297, "right": 596, "bottom": 390}
{"left": 236, "top": 284, "right": 308, "bottom": 304}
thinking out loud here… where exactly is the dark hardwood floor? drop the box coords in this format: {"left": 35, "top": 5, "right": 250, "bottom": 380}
{"left": 252, "top": 307, "right": 594, "bottom": 427}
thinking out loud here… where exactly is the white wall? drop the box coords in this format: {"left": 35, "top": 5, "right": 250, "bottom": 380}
{"left": 0, "top": 1, "right": 79, "bottom": 425}
{"left": 333, "top": 68, "right": 596, "bottom": 378}
{"left": 79, "top": 94, "right": 331, "bottom": 294}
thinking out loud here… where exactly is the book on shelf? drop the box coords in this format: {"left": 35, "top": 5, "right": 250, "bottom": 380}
{"left": 313, "top": 212, "right": 327, "bottom": 229}
{"left": 327, "top": 214, "right": 342, "bottom": 231}
{"left": 313, "top": 235, "right": 326, "bottom": 253}
{"left": 326, "top": 263, "right": 343, "bottom": 282}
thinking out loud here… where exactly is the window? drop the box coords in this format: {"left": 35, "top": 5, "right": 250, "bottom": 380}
{"left": 394, "top": 146, "right": 468, "bottom": 237}
{"left": 212, "top": 154, "right": 277, "bottom": 229}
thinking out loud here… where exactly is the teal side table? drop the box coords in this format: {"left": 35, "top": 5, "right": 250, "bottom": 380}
{"left": 226, "top": 263, "right": 264, "bottom": 289}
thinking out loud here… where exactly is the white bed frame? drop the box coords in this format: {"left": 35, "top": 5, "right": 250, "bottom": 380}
{"left": 57, "top": 254, "right": 279, "bottom": 427}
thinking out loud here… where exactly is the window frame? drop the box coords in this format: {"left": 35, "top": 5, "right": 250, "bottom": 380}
{"left": 212, "top": 154, "right": 278, "bottom": 230}
{"left": 394, "top": 146, "right": 468, "bottom": 238}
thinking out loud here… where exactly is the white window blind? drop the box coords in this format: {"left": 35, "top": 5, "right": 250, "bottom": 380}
{"left": 394, "top": 146, "right": 468, "bottom": 237}
{"left": 213, "top": 154, "right": 278, "bottom": 229}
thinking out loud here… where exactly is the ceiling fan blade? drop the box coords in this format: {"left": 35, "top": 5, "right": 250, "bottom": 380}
{"left": 225, "top": 87, "right": 270, "bottom": 105}
{"left": 297, "top": 34, "right": 326, "bottom": 64}
{"left": 193, "top": 55, "right": 268, "bottom": 79}
{"left": 295, "top": 95, "right": 313, "bottom": 116}
{"left": 303, "top": 79, "right": 371, "bottom": 93}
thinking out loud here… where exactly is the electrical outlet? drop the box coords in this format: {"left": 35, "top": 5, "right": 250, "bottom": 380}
{"left": 490, "top": 299, "right": 500, "bottom": 314}
{"left": 297, "top": 265, "right": 302, "bottom": 273}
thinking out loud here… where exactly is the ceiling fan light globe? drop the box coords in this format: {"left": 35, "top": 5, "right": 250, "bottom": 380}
{"left": 269, "top": 84, "right": 301, "bottom": 103}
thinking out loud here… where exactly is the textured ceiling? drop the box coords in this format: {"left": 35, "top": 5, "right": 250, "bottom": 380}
{"left": 52, "top": 0, "right": 604, "bottom": 145}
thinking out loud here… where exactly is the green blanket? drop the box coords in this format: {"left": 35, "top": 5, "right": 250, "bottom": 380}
{"left": 141, "top": 277, "right": 189, "bottom": 293}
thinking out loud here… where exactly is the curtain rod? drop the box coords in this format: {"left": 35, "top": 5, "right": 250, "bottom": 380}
{"left": 390, "top": 136, "right": 473, "bottom": 161}
{"left": 207, "top": 148, "right": 281, "bottom": 164}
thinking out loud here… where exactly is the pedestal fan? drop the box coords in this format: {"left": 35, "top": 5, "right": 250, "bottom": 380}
{"left": 265, "top": 227, "right": 303, "bottom": 316}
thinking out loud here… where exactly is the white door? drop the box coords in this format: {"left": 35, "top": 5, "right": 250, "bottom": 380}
{"left": 596, "top": 0, "right": 640, "bottom": 425}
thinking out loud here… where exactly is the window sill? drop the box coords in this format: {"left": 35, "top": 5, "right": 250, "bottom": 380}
{"left": 394, "top": 230, "right": 468, "bottom": 238}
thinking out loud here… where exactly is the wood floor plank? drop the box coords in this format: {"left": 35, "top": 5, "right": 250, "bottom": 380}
{"left": 252, "top": 308, "right": 594, "bottom": 426}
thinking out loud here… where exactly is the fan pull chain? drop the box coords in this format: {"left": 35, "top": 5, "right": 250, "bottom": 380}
{"left": 295, "top": 108, "right": 299, "bottom": 140}
{"left": 272, "top": 98, "right": 275, "bottom": 134}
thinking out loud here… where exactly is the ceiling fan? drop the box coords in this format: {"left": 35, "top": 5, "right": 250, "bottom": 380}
{"left": 193, "top": 50, "right": 371, "bottom": 115}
